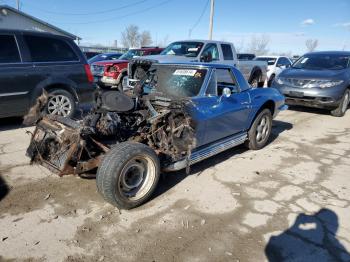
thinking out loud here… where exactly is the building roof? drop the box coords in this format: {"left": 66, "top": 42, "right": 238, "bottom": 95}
{"left": 0, "top": 5, "right": 80, "bottom": 40}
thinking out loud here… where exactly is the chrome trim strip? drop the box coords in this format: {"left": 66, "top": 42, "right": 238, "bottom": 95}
{"left": 163, "top": 132, "right": 248, "bottom": 171}
{"left": 0, "top": 91, "right": 29, "bottom": 97}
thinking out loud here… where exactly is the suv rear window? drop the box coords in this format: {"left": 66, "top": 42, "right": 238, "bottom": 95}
{"left": 221, "top": 44, "right": 234, "bottom": 60}
{"left": 24, "top": 35, "right": 79, "bottom": 62}
{"left": 0, "top": 35, "right": 21, "bottom": 63}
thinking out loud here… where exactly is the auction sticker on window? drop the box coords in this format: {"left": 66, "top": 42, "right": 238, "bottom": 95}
{"left": 173, "top": 69, "right": 197, "bottom": 76}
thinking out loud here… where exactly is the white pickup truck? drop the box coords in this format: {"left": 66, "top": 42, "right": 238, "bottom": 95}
{"left": 128, "top": 40, "right": 267, "bottom": 87}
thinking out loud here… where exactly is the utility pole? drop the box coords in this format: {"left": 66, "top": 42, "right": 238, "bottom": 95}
{"left": 208, "top": 0, "right": 215, "bottom": 40}
{"left": 16, "top": 0, "right": 20, "bottom": 10}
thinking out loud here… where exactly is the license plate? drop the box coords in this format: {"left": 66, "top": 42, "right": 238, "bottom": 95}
{"left": 289, "top": 91, "right": 304, "bottom": 97}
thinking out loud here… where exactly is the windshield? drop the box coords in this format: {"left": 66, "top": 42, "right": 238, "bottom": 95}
{"left": 88, "top": 54, "right": 108, "bottom": 64}
{"left": 293, "top": 54, "right": 350, "bottom": 70}
{"left": 147, "top": 65, "right": 207, "bottom": 98}
{"left": 255, "top": 57, "right": 276, "bottom": 66}
{"left": 119, "top": 49, "right": 144, "bottom": 60}
{"left": 160, "top": 42, "right": 204, "bottom": 57}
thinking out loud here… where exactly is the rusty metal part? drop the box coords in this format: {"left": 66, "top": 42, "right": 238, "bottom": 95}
{"left": 26, "top": 87, "right": 197, "bottom": 176}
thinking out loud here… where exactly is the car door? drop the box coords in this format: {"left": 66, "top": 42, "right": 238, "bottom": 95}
{"left": 190, "top": 68, "right": 251, "bottom": 147}
{"left": 0, "top": 33, "right": 32, "bottom": 117}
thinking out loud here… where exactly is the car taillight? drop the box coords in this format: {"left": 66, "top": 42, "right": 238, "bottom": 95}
{"left": 84, "top": 64, "right": 94, "bottom": 83}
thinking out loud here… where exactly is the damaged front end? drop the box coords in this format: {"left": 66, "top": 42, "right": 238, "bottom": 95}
{"left": 26, "top": 86, "right": 196, "bottom": 176}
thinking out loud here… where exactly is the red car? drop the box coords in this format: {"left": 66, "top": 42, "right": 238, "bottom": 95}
{"left": 91, "top": 47, "right": 163, "bottom": 89}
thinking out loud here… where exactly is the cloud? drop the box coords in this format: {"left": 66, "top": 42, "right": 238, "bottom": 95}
{"left": 301, "top": 19, "right": 315, "bottom": 26}
{"left": 334, "top": 22, "right": 350, "bottom": 31}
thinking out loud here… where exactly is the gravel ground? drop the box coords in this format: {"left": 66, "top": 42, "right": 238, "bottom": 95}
{"left": 0, "top": 107, "right": 350, "bottom": 262}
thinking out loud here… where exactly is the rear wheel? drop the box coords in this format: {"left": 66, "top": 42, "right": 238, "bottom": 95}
{"left": 46, "top": 89, "right": 75, "bottom": 118}
{"left": 331, "top": 89, "right": 349, "bottom": 117}
{"left": 96, "top": 142, "right": 160, "bottom": 209}
{"left": 245, "top": 109, "right": 272, "bottom": 150}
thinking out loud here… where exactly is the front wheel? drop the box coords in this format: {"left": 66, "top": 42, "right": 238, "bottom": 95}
{"left": 331, "top": 90, "right": 349, "bottom": 117}
{"left": 96, "top": 142, "right": 160, "bottom": 209}
{"left": 245, "top": 108, "right": 272, "bottom": 150}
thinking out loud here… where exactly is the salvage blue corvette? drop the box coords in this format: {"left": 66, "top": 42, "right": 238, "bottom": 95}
{"left": 26, "top": 62, "right": 287, "bottom": 209}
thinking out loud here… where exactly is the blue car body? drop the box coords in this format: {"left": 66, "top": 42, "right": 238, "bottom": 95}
{"left": 156, "top": 63, "right": 287, "bottom": 170}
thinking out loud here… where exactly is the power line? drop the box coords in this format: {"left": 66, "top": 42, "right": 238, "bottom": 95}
{"left": 51, "top": 0, "right": 173, "bottom": 25}
{"left": 23, "top": 0, "right": 149, "bottom": 16}
{"left": 188, "top": 0, "right": 210, "bottom": 38}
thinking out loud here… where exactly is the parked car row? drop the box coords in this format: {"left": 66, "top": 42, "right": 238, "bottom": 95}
{"left": 0, "top": 29, "right": 349, "bottom": 120}
{"left": 90, "top": 46, "right": 163, "bottom": 90}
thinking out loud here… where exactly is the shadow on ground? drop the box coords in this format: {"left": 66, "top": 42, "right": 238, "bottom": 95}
{"left": 153, "top": 119, "right": 293, "bottom": 200}
{"left": 287, "top": 105, "right": 333, "bottom": 116}
{"left": 0, "top": 117, "right": 24, "bottom": 131}
{"left": 0, "top": 175, "right": 10, "bottom": 202}
{"left": 265, "top": 208, "right": 350, "bottom": 262}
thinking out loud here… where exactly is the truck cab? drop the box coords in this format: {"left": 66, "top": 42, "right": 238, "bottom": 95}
{"left": 129, "top": 40, "right": 267, "bottom": 88}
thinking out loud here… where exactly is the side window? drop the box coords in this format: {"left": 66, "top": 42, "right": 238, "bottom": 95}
{"left": 221, "top": 44, "right": 234, "bottom": 60}
{"left": 216, "top": 69, "right": 239, "bottom": 96}
{"left": 205, "top": 70, "right": 218, "bottom": 96}
{"left": 277, "top": 57, "right": 291, "bottom": 66}
{"left": 0, "top": 35, "right": 21, "bottom": 63}
{"left": 201, "top": 44, "right": 220, "bottom": 61}
{"left": 24, "top": 35, "right": 79, "bottom": 62}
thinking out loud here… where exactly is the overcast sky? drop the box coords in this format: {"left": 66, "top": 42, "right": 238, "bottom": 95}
{"left": 2, "top": 0, "right": 350, "bottom": 54}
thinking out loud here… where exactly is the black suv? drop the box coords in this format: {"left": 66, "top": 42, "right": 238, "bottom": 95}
{"left": 0, "top": 30, "right": 95, "bottom": 118}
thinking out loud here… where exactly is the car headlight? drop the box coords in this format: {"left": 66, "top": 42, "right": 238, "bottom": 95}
{"left": 304, "top": 80, "right": 344, "bottom": 88}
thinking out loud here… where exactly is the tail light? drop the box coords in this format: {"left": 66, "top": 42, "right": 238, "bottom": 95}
{"left": 84, "top": 64, "right": 94, "bottom": 83}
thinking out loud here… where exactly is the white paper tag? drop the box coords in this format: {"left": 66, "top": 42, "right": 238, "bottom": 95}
{"left": 188, "top": 47, "right": 199, "bottom": 52}
{"left": 173, "top": 69, "right": 197, "bottom": 76}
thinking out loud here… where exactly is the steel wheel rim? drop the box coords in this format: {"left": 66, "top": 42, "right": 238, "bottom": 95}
{"left": 118, "top": 155, "right": 156, "bottom": 201}
{"left": 341, "top": 93, "right": 349, "bottom": 113}
{"left": 47, "top": 95, "right": 72, "bottom": 117}
{"left": 256, "top": 115, "right": 270, "bottom": 142}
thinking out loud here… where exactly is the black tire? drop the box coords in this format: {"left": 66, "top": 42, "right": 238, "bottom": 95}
{"left": 267, "top": 74, "right": 275, "bottom": 87}
{"left": 331, "top": 89, "right": 350, "bottom": 117}
{"left": 245, "top": 108, "right": 272, "bottom": 150}
{"left": 117, "top": 74, "right": 127, "bottom": 92}
{"left": 46, "top": 89, "right": 76, "bottom": 118}
{"left": 250, "top": 73, "right": 261, "bottom": 88}
{"left": 96, "top": 141, "right": 160, "bottom": 209}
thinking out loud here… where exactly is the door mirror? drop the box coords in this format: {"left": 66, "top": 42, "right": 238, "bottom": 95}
{"left": 222, "top": 87, "right": 231, "bottom": 97}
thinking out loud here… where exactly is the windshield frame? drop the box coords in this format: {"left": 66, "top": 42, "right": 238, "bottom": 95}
{"left": 145, "top": 64, "right": 211, "bottom": 98}
{"left": 119, "top": 49, "right": 144, "bottom": 60}
{"left": 292, "top": 53, "right": 350, "bottom": 70}
{"left": 160, "top": 41, "right": 204, "bottom": 58}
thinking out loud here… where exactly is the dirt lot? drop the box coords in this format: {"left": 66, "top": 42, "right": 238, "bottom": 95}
{"left": 0, "top": 107, "right": 350, "bottom": 262}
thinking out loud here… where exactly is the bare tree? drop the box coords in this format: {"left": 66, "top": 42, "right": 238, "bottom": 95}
{"left": 305, "top": 39, "right": 318, "bottom": 52}
{"left": 158, "top": 35, "right": 169, "bottom": 47}
{"left": 235, "top": 39, "right": 245, "bottom": 53}
{"left": 247, "top": 34, "right": 270, "bottom": 55}
{"left": 121, "top": 25, "right": 141, "bottom": 48}
{"left": 140, "top": 31, "right": 152, "bottom": 47}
